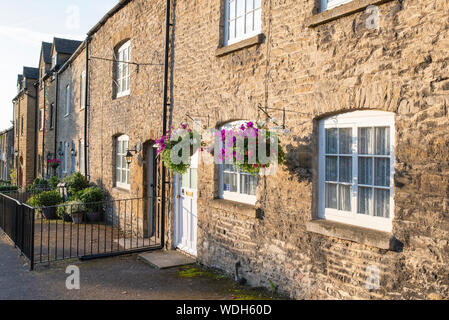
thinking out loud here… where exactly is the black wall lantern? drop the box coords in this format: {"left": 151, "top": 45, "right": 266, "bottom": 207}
{"left": 125, "top": 142, "right": 142, "bottom": 165}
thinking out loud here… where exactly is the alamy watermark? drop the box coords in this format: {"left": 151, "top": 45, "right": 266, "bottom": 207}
{"left": 65, "top": 5, "right": 80, "bottom": 31}
{"left": 66, "top": 265, "right": 80, "bottom": 290}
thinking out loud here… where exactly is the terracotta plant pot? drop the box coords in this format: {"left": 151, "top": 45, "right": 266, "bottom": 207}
{"left": 42, "top": 207, "right": 57, "bottom": 220}
{"left": 71, "top": 212, "right": 84, "bottom": 224}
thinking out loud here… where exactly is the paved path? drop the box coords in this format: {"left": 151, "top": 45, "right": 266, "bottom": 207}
{"left": 0, "top": 231, "right": 283, "bottom": 300}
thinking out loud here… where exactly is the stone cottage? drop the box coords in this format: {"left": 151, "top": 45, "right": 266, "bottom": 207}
{"left": 56, "top": 41, "right": 87, "bottom": 178}
{"left": 166, "top": 0, "right": 449, "bottom": 299}
{"left": 12, "top": 67, "right": 39, "bottom": 187}
{"left": 80, "top": 0, "right": 449, "bottom": 299}
{"left": 0, "top": 127, "right": 14, "bottom": 181}
{"left": 35, "top": 38, "right": 83, "bottom": 179}
{"left": 5, "top": 0, "right": 449, "bottom": 299}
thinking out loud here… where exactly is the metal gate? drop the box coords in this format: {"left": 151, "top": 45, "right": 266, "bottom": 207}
{"left": 0, "top": 155, "right": 166, "bottom": 269}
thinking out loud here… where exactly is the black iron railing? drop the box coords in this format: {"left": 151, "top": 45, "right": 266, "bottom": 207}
{"left": 0, "top": 192, "right": 161, "bottom": 269}
{"left": 0, "top": 192, "right": 35, "bottom": 269}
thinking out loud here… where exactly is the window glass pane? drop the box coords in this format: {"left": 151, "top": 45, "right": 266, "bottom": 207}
{"left": 229, "top": 0, "right": 236, "bottom": 19}
{"left": 246, "top": 0, "right": 253, "bottom": 11}
{"left": 358, "top": 187, "right": 372, "bottom": 215}
{"left": 339, "top": 156, "right": 352, "bottom": 183}
{"left": 236, "top": 17, "right": 244, "bottom": 38}
{"left": 223, "top": 172, "right": 231, "bottom": 191}
{"left": 254, "top": 0, "right": 261, "bottom": 8}
{"left": 116, "top": 168, "right": 121, "bottom": 183}
{"left": 190, "top": 168, "right": 198, "bottom": 189}
{"left": 338, "top": 185, "right": 352, "bottom": 211}
{"left": 229, "top": 21, "right": 235, "bottom": 40}
{"left": 240, "top": 174, "right": 257, "bottom": 196}
{"left": 126, "top": 169, "right": 130, "bottom": 184}
{"left": 236, "top": 0, "right": 245, "bottom": 16}
{"left": 246, "top": 11, "right": 253, "bottom": 33}
{"left": 375, "top": 127, "right": 390, "bottom": 155}
{"left": 374, "top": 189, "right": 390, "bottom": 218}
{"left": 124, "top": 140, "right": 129, "bottom": 155}
{"left": 325, "top": 156, "right": 337, "bottom": 181}
{"left": 182, "top": 170, "right": 190, "bottom": 189}
{"left": 230, "top": 173, "right": 238, "bottom": 192}
{"left": 325, "top": 128, "right": 337, "bottom": 154}
{"left": 325, "top": 183, "right": 337, "bottom": 209}
{"left": 358, "top": 157, "right": 373, "bottom": 185}
{"left": 374, "top": 158, "right": 390, "bottom": 187}
{"left": 358, "top": 127, "right": 373, "bottom": 154}
{"left": 254, "top": 8, "right": 261, "bottom": 31}
{"left": 339, "top": 128, "right": 352, "bottom": 154}
{"left": 121, "top": 166, "right": 126, "bottom": 183}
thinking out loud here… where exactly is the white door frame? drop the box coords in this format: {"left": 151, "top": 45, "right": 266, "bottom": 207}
{"left": 174, "top": 151, "right": 198, "bottom": 256}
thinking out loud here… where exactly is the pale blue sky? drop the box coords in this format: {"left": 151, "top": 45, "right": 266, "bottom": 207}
{"left": 0, "top": 0, "right": 119, "bottom": 131}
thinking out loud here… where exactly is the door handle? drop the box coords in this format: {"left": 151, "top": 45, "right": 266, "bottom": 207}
{"left": 176, "top": 195, "right": 181, "bottom": 199}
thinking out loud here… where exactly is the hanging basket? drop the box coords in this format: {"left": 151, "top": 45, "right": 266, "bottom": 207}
{"left": 155, "top": 123, "right": 202, "bottom": 175}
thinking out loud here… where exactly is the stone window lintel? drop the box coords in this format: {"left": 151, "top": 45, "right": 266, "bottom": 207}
{"left": 305, "top": 219, "right": 403, "bottom": 252}
{"left": 306, "top": 0, "right": 396, "bottom": 28}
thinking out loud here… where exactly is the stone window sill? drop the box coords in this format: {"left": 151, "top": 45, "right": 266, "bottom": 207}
{"left": 306, "top": 0, "right": 395, "bottom": 27}
{"left": 215, "top": 33, "right": 265, "bottom": 57}
{"left": 112, "top": 186, "right": 130, "bottom": 194}
{"left": 305, "top": 219, "right": 403, "bottom": 252}
{"left": 209, "top": 198, "right": 257, "bottom": 219}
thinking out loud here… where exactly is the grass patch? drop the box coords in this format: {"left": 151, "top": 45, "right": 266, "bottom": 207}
{"left": 177, "top": 265, "right": 225, "bottom": 280}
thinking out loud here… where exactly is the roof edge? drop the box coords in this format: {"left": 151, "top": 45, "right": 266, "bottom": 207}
{"left": 87, "top": 0, "right": 132, "bottom": 36}
{"left": 58, "top": 40, "right": 87, "bottom": 74}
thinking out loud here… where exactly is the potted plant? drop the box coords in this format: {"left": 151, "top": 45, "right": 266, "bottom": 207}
{"left": 48, "top": 158, "right": 61, "bottom": 169}
{"left": 78, "top": 187, "right": 105, "bottom": 222}
{"left": 58, "top": 200, "right": 86, "bottom": 224}
{"left": 65, "top": 172, "right": 89, "bottom": 197}
{"left": 219, "top": 121, "right": 286, "bottom": 176}
{"left": 30, "top": 190, "right": 62, "bottom": 220}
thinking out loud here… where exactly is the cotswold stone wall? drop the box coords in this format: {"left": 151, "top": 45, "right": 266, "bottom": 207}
{"left": 87, "top": 0, "right": 167, "bottom": 234}
{"left": 14, "top": 78, "right": 37, "bottom": 187}
{"left": 171, "top": 0, "right": 449, "bottom": 299}
{"left": 36, "top": 69, "right": 57, "bottom": 178}
{"left": 57, "top": 47, "right": 86, "bottom": 178}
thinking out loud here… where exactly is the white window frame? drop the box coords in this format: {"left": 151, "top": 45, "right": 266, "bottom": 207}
{"left": 225, "top": 0, "right": 262, "bottom": 46}
{"left": 115, "top": 41, "right": 131, "bottom": 98}
{"left": 318, "top": 111, "right": 395, "bottom": 232}
{"left": 321, "top": 0, "right": 353, "bottom": 12}
{"left": 218, "top": 121, "right": 258, "bottom": 205}
{"left": 79, "top": 139, "right": 85, "bottom": 175}
{"left": 52, "top": 53, "right": 58, "bottom": 68}
{"left": 115, "top": 135, "right": 130, "bottom": 189}
{"left": 50, "top": 103, "right": 55, "bottom": 129}
{"left": 65, "top": 84, "right": 71, "bottom": 116}
{"left": 80, "top": 71, "right": 86, "bottom": 110}
{"left": 39, "top": 109, "right": 44, "bottom": 131}
{"left": 63, "top": 142, "right": 69, "bottom": 174}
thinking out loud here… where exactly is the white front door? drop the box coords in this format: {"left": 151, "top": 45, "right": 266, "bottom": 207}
{"left": 174, "top": 151, "right": 198, "bottom": 256}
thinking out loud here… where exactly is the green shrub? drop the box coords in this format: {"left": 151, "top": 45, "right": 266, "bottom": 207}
{"left": 49, "top": 176, "right": 60, "bottom": 190}
{"left": 65, "top": 172, "right": 89, "bottom": 195}
{"left": 27, "top": 178, "right": 49, "bottom": 193}
{"left": 57, "top": 200, "right": 86, "bottom": 218}
{"left": 9, "top": 169, "right": 17, "bottom": 185}
{"left": 27, "top": 190, "right": 62, "bottom": 207}
{"left": 77, "top": 187, "right": 104, "bottom": 212}
{"left": 0, "top": 185, "right": 18, "bottom": 192}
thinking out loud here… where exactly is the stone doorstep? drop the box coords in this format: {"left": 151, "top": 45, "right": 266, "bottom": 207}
{"left": 138, "top": 250, "right": 196, "bottom": 269}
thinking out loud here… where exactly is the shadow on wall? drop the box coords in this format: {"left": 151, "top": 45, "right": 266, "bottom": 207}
{"left": 284, "top": 134, "right": 313, "bottom": 184}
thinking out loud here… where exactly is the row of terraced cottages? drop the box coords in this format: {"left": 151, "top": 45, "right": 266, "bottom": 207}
{"left": 9, "top": 0, "right": 449, "bottom": 299}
